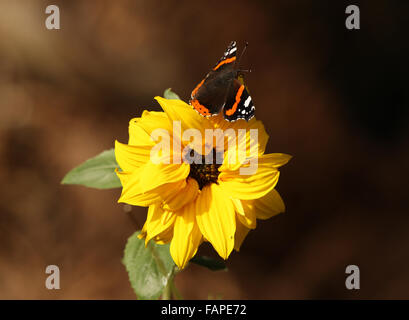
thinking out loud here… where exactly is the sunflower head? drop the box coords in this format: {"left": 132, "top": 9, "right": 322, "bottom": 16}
{"left": 187, "top": 149, "right": 223, "bottom": 189}
{"left": 115, "top": 97, "right": 291, "bottom": 269}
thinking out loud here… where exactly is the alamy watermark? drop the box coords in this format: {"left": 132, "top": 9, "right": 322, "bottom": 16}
{"left": 149, "top": 121, "right": 259, "bottom": 175}
{"left": 345, "top": 5, "right": 360, "bottom": 30}
{"left": 45, "top": 265, "right": 60, "bottom": 290}
{"left": 45, "top": 5, "right": 60, "bottom": 30}
{"left": 345, "top": 265, "right": 360, "bottom": 290}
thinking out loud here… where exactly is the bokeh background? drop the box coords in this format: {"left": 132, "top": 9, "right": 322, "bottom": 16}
{"left": 0, "top": 0, "right": 408, "bottom": 299}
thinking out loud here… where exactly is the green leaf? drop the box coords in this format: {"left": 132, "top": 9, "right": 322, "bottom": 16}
{"left": 123, "top": 231, "right": 175, "bottom": 300}
{"left": 61, "top": 149, "right": 121, "bottom": 189}
{"left": 190, "top": 255, "right": 228, "bottom": 271}
{"left": 163, "top": 88, "right": 180, "bottom": 100}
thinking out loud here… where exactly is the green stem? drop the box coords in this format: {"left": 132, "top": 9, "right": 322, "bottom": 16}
{"left": 162, "top": 268, "right": 176, "bottom": 300}
{"left": 162, "top": 279, "right": 172, "bottom": 300}
{"left": 170, "top": 280, "right": 183, "bottom": 300}
{"left": 162, "top": 267, "right": 184, "bottom": 300}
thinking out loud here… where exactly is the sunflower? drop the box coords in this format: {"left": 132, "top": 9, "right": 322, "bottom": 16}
{"left": 115, "top": 97, "right": 291, "bottom": 269}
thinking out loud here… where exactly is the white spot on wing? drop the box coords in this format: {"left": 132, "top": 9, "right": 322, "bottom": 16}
{"left": 244, "top": 96, "right": 252, "bottom": 107}
{"left": 228, "top": 47, "right": 237, "bottom": 55}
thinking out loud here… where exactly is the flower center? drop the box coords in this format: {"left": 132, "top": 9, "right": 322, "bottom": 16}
{"left": 187, "top": 149, "right": 222, "bottom": 190}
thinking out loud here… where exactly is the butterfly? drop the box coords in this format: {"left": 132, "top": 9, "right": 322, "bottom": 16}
{"left": 189, "top": 41, "right": 255, "bottom": 122}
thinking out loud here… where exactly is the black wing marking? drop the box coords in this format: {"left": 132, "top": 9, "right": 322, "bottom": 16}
{"left": 213, "top": 41, "right": 237, "bottom": 70}
{"left": 223, "top": 79, "right": 255, "bottom": 122}
{"left": 190, "top": 41, "right": 238, "bottom": 115}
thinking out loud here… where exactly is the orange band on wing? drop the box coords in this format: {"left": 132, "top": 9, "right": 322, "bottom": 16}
{"left": 191, "top": 79, "right": 205, "bottom": 98}
{"left": 225, "top": 85, "right": 245, "bottom": 116}
{"left": 213, "top": 57, "right": 236, "bottom": 70}
{"left": 191, "top": 99, "right": 211, "bottom": 116}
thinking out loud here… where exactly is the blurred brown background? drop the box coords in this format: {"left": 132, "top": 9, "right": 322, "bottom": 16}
{"left": 0, "top": 0, "right": 408, "bottom": 299}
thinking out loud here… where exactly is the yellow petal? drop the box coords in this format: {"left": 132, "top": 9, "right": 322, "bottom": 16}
{"left": 118, "top": 171, "right": 186, "bottom": 207}
{"left": 218, "top": 116, "right": 268, "bottom": 153}
{"left": 138, "top": 161, "right": 189, "bottom": 193}
{"left": 153, "top": 225, "right": 174, "bottom": 244}
{"left": 219, "top": 168, "right": 280, "bottom": 200}
{"left": 115, "top": 140, "right": 152, "bottom": 172}
{"left": 155, "top": 96, "right": 205, "bottom": 132}
{"left": 252, "top": 188, "right": 285, "bottom": 220}
{"left": 145, "top": 204, "right": 176, "bottom": 245}
{"left": 117, "top": 168, "right": 144, "bottom": 198}
{"left": 217, "top": 119, "right": 270, "bottom": 171}
{"left": 136, "top": 111, "right": 172, "bottom": 135}
{"left": 221, "top": 152, "right": 292, "bottom": 174}
{"left": 128, "top": 117, "right": 157, "bottom": 147}
{"left": 163, "top": 178, "right": 199, "bottom": 211}
{"left": 195, "top": 184, "right": 236, "bottom": 259}
{"left": 116, "top": 168, "right": 131, "bottom": 187}
{"left": 257, "top": 153, "right": 292, "bottom": 168}
{"left": 140, "top": 217, "right": 177, "bottom": 245}
{"left": 238, "top": 119, "right": 267, "bottom": 158}
{"left": 170, "top": 201, "right": 202, "bottom": 269}
{"left": 236, "top": 200, "right": 257, "bottom": 229}
{"left": 207, "top": 113, "right": 226, "bottom": 129}
{"left": 118, "top": 186, "right": 160, "bottom": 206}
{"left": 247, "top": 117, "right": 269, "bottom": 156}
{"left": 231, "top": 198, "right": 245, "bottom": 216}
{"left": 138, "top": 221, "right": 148, "bottom": 240}
{"left": 133, "top": 110, "right": 185, "bottom": 164}
{"left": 138, "top": 208, "right": 175, "bottom": 244}
{"left": 234, "top": 216, "right": 250, "bottom": 252}
{"left": 232, "top": 198, "right": 256, "bottom": 228}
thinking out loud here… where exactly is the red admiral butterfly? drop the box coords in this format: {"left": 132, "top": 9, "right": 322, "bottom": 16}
{"left": 189, "top": 41, "right": 255, "bottom": 122}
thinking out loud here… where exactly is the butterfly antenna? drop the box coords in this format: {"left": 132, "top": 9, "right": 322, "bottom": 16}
{"left": 238, "top": 68, "right": 252, "bottom": 74}
{"left": 235, "top": 41, "right": 249, "bottom": 69}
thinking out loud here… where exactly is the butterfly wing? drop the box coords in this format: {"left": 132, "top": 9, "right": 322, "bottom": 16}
{"left": 223, "top": 78, "right": 255, "bottom": 122}
{"left": 190, "top": 41, "right": 238, "bottom": 117}
{"left": 212, "top": 40, "right": 237, "bottom": 71}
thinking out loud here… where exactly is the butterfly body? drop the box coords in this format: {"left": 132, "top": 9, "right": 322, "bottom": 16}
{"left": 189, "top": 41, "right": 255, "bottom": 122}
